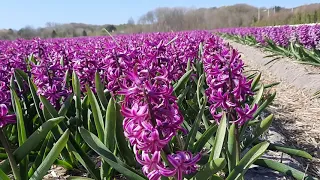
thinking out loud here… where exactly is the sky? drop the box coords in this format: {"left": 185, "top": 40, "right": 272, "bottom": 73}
{"left": 0, "top": 0, "right": 319, "bottom": 30}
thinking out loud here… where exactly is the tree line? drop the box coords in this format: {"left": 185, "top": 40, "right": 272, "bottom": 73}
{"left": 0, "top": 3, "right": 319, "bottom": 40}
{"left": 254, "top": 4, "right": 320, "bottom": 26}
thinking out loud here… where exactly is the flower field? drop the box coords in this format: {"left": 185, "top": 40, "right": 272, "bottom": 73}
{"left": 218, "top": 24, "right": 320, "bottom": 67}
{"left": 0, "top": 31, "right": 316, "bottom": 179}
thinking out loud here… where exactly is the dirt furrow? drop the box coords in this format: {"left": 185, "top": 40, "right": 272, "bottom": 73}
{"left": 227, "top": 41, "right": 320, "bottom": 177}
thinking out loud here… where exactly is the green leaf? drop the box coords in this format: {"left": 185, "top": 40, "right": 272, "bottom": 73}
{"left": 277, "top": 46, "right": 292, "bottom": 56}
{"left": 210, "top": 158, "right": 227, "bottom": 173}
{"left": 40, "top": 105, "right": 74, "bottom": 165}
{"left": 68, "top": 136, "right": 101, "bottom": 180}
{"left": 243, "top": 114, "right": 273, "bottom": 149}
{"left": 209, "top": 113, "right": 227, "bottom": 161}
{"left": 210, "top": 175, "right": 224, "bottom": 180}
{"left": 185, "top": 96, "right": 207, "bottom": 151}
{"left": 0, "top": 117, "right": 64, "bottom": 174}
{"left": 28, "top": 78, "right": 45, "bottom": 123}
{"left": 294, "top": 61, "right": 320, "bottom": 66}
{"left": 0, "top": 129, "right": 20, "bottom": 180}
{"left": 246, "top": 71, "right": 258, "bottom": 80}
{"left": 67, "top": 177, "right": 95, "bottom": 180}
{"left": 165, "top": 35, "right": 178, "bottom": 46}
{"left": 58, "top": 93, "right": 74, "bottom": 116}
{"left": 86, "top": 85, "right": 105, "bottom": 142}
{"left": 254, "top": 158, "right": 316, "bottom": 180}
{"left": 290, "top": 42, "right": 301, "bottom": 59}
{"left": 28, "top": 134, "right": 51, "bottom": 177}
{"left": 196, "top": 75, "right": 205, "bottom": 107}
{"left": 101, "top": 97, "right": 117, "bottom": 178}
{"left": 115, "top": 103, "right": 135, "bottom": 166}
{"left": 30, "top": 129, "right": 70, "bottom": 180}
{"left": 0, "top": 168, "right": 10, "bottom": 180}
{"left": 40, "top": 95, "right": 59, "bottom": 118}
{"left": 193, "top": 124, "right": 218, "bottom": 153}
{"left": 253, "top": 92, "right": 276, "bottom": 119}
{"left": 253, "top": 82, "right": 279, "bottom": 92}
{"left": 193, "top": 158, "right": 226, "bottom": 180}
{"left": 54, "top": 159, "right": 73, "bottom": 170}
{"left": 11, "top": 89, "right": 28, "bottom": 179}
{"left": 13, "top": 70, "right": 25, "bottom": 92}
{"left": 11, "top": 90, "right": 27, "bottom": 146}
{"left": 81, "top": 95, "right": 90, "bottom": 129}
{"left": 63, "top": 70, "right": 70, "bottom": 88}
{"left": 266, "top": 143, "right": 312, "bottom": 160}
{"left": 186, "top": 58, "right": 191, "bottom": 71}
{"left": 43, "top": 106, "right": 53, "bottom": 121}
{"left": 226, "top": 141, "right": 269, "bottom": 180}
{"left": 105, "top": 97, "right": 116, "bottom": 150}
{"left": 195, "top": 61, "right": 203, "bottom": 76}
{"left": 79, "top": 128, "right": 147, "bottom": 180}
{"left": 312, "top": 91, "right": 320, "bottom": 99}
{"left": 264, "top": 57, "right": 282, "bottom": 65}
{"left": 240, "top": 85, "right": 265, "bottom": 142}
{"left": 10, "top": 76, "right": 18, "bottom": 111}
{"left": 252, "top": 85, "right": 264, "bottom": 106}
{"left": 198, "top": 42, "right": 204, "bottom": 59}
{"left": 14, "top": 69, "right": 29, "bottom": 83}
{"left": 227, "top": 123, "right": 237, "bottom": 172}
{"left": 183, "top": 121, "right": 214, "bottom": 148}
{"left": 177, "top": 86, "right": 190, "bottom": 104}
{"left": 250, "top": 73, "right": 261, "bottom": 91}
{"left": 28, "top": 54, "right": 37, "bottom": 64}
{"left": 72, "top": 71, "right": 82, "bottom": 121}
{"left": 95, "top": 72, "right": 108, "bottom": 110}
{"left": 174, "top": 69, "right": 193, "bottom": 95}
{"left": 0, "top": 153, "right": 7, "bottom": 159}
{"left": 299, "top": 47, "right": 320, "bottom": 64}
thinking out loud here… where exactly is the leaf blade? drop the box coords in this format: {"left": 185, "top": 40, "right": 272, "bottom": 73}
{"left": 30, "top": 129, "right": 70, "bottom": 180}
{"left": 79, "top": 128, "right": 147, "bottom": 180}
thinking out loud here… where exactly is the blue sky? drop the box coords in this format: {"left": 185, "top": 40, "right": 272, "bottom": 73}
{"left": 0, "top": 0, "right": 318, "bottom": 29}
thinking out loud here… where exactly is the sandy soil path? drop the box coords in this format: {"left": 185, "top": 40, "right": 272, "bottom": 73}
{"left": 227, "top": 40, "right": 320, "bottom": 177}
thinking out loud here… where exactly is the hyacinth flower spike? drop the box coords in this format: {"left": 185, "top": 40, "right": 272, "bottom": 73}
{"left": 0, "top": 104, "right": 16, "bottom": 128}
{"left": 0, "top": 104, "right": 19, "bottom": 179}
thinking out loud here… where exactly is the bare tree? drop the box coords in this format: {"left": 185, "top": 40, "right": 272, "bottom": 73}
{"left": 127, "top": 17, "right": 135, "bottom": 25}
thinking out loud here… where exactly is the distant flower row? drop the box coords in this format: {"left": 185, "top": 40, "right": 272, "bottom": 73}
{"left": 217, "top": 24, "right": 320, "bottom": 50}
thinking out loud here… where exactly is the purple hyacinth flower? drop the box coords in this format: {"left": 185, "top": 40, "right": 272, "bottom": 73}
{"left": 209, "top": 89, "right": 237, "bottom": 109}
{"left": 234, "top": 104, "right": 258, "bottom": 126}
{"left": 0, "top": 104, "right": 16, "bottom": 128}
{"left": 160, "top": 151, "right": 201, "bottom": 180}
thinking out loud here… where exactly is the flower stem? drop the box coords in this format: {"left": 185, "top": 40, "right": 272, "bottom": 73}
{"left": 160, "top": 150, "right": 170, "bottom": 166}
{"left": 176, "top": 133, "right": 185, "bottom": 150}
{"left": 234, "top": 126, "right": 240, "bottom": 165}
{"left": 0, "top": 129, "right": 21, "bottom": 180}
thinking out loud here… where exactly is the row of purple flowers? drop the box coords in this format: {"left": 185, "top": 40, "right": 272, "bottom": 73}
{"left": 217, "top": 24, "right": 320, "bottom": 50}
{"left": 0, "top": 30, "right": 256, "bottom": 180}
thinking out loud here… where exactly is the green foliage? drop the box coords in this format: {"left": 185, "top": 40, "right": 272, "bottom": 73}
{"left": 82, "top": 30, "right": 87, "bottom": 36}
{"left": 222, "top": 30, "right": 320, "bottom": 98}
{"left": 254, "top": 159, "right": 317, "bottom": 180}
{"left": 79, "top": 128, "right": 146, "bottom": 180}
{"left": 0, "top": 59, "right": 315, "bottom": 180}
{"left": 226, "top": 142, "right": 270, "bottom": 180}
{"left": 30, "top": 130, "right": 70, "bottom": 180}
{"left": 51, "top": 30, "right": 57, "bottom": 38}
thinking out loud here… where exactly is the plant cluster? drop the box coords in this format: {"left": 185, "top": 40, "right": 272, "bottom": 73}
{"left": 217, "top": 24, "right": 320, "bottom": 99}
{"left": 218, "top": 24, "right": 320, "bottom": 66}
{"left": 0, "top": 31, "right": 315, "bottom": 180}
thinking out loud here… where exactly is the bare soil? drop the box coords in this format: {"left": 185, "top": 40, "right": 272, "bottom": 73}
{"left": 227, "top": 40, "right": 320, "bottom": 178}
